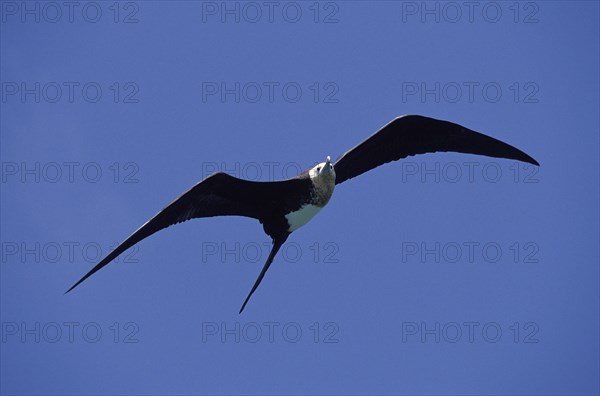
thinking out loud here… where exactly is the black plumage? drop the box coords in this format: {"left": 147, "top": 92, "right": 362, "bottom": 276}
{"left": 66, "top": 115, "right": 539, "bottom": 313}
{"left": 334, "top": 115, "right": 538, "bottom": 185}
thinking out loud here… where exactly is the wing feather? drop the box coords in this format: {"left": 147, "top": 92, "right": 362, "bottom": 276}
{"left": 66, "top": 172, "right": 301, "bottom": 292}
{"left": 334, "top": 115, "right": 539, "bottom": 185}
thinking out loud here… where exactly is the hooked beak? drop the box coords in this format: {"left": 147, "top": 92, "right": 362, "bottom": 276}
{"left": 320, "top": 156, "right": 332, "bottom": 175}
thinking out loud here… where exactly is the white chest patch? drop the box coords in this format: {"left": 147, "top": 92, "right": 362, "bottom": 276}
{"left": 285, "top": 204, "right": 323, "bottom": 232}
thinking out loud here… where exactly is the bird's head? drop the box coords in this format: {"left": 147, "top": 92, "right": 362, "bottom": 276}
{"left": 310, "top": 156, "right": 336, "bottom": 182}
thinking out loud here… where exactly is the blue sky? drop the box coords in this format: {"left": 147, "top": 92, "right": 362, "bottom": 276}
{"left": 1, "top": 1, "right": 598, "bottom": 395}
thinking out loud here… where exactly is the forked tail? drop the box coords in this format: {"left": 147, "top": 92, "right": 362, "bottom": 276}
{"left": 239, "top": 235, "right": 289, "bottom": 314}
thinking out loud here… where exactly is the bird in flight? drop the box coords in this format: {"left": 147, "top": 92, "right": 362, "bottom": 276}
{"left": 66, "top": 115, "right": 539, "bottom": 313}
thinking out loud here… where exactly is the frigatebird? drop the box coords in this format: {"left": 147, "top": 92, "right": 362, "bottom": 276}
{"left": 66, "top": 115, "right": 539, "bottom": 313}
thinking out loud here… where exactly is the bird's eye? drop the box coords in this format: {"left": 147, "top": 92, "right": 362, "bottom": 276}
{"left": 329, "top": 165, "right": 333, "bottom": 169}
{"left": 317, "top": 167, "right": 321, "bottom": 172}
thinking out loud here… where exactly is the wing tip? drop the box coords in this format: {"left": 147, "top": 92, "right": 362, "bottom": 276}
{"left": 514, "top": 150, "right": 540, "bottom": 167}
{"left": 64, "top": 264, "right": 100, "bottom": 295}
{"left": 239, "top": 299, "right": 249, "bottom": 314}
{"left": 528, "top": 156, "right": 540, "bottom": 166}
{"left": 64, "top": 278, "right": 83, "bottom": 294}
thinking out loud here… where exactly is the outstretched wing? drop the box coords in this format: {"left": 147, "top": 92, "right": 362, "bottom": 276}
{"left": 334, "top": 115, "right": 539, "bottom": 185}
{"left": 66, "top": 172, "right": 298, "bottom": 293}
